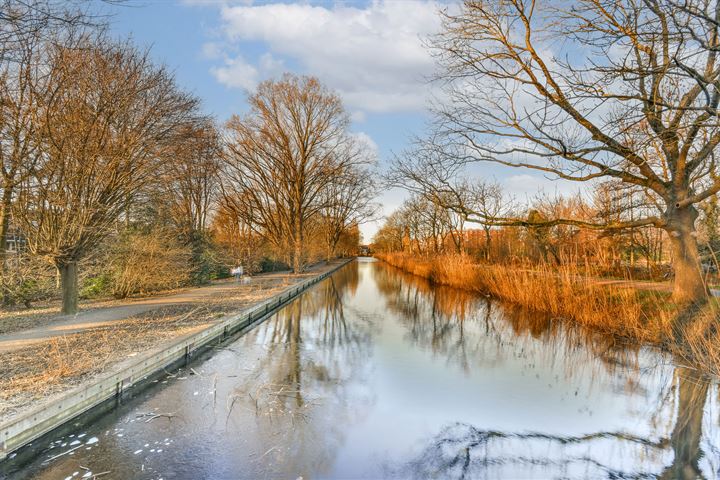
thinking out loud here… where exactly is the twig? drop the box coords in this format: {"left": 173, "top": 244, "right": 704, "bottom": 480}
{"left": 258, "top": 446, "right": 278, "bottom": 459}
{"left": 46, "top": 444, "right": 83, "bottom": 461}
{"left": 213, "top": 374, "right": 218, "bottom": 409}
{"left": 144, "top": 412, "right": 176, "bottom": 423}
{"left": 226, "top": 395, "right": 239, "bottom": 426}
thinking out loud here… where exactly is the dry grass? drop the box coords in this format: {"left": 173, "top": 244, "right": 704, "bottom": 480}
{"left": 376, "top": 252, "right": 720, "bottom": 376}
{"left": 0, "top": 274, "right": 304, "bottom": 421}
{"left": 0, "top": 306, "right": 210, "bottom": 420}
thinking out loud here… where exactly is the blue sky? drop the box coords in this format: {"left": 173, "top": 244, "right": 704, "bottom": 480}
{"left": 107, "top": 0, "right": 579, "bottom": 241}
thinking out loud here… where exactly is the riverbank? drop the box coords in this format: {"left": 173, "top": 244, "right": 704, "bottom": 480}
{"left": 7, "top": 257, "right": 718, "bottom": 479}
{"left": 0, "top": 260, "right": 349, "bottom": 425}
{"left": 375, "top": 253, "right": 720, "bottom": 376}
{"left": 0, "top": 269, "right": 307, "bottom": 338}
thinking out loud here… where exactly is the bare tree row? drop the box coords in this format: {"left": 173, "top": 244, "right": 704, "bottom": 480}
{"left": 220, "top": 75, "right": 377, "bottom": 274}
{"left": 385, "top": 0, "right": 720, "bottom": 307}
{"left": 0, "top": 4, "right": 376, "bottom": 314}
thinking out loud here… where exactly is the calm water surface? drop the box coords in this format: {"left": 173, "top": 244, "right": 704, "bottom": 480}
{"left": 3, "top": 258, "right": 719, "bottom": 479}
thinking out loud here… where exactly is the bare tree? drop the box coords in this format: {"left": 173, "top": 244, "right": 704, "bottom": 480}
{"left": 388, "top": 195, "right": 455, "bottom": 255}
{"left": 213, "top": 193, "right": 267, "bottom": 272}
{"left": 387, "top": 141, "right": 513, "bottom": 259}
{"left": 372, "top": 210, "right": 406, "bottom": 253}
{"left": 0, "top": 1, "right": 105, "bottom": 303}
{"left": 319, "top": 161, "right": 378, "bottom": 261}
{"left": 0, "top": 28, "right": 44, "bottom": 303}
{"left": 427, "top": 0, "right": 720, "bottom": 304}
{"left": 0, "top": 1, "right": 103, "bottom": 61}
{"left": 468, "top": 181, "right": 507, "bottom": 259}
{"left": 161, "top": 119, "right": 221, "bottom": 237}
{"left": 13, "top": 36, "right": 197, "bottom": 314}
{"left": 593, "top": 181, "right": 668, "bottom": 270}
{"left": 222, "top": 74, "right": 368, "bottom": 273}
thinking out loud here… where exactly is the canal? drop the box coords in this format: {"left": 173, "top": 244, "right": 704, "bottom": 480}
{"left": 2, "top": 257, "right": 719, "bottom": 479}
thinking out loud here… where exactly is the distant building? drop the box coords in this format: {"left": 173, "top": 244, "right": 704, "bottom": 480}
{"left": 359, "top": 245, "right": 371, "bottom": 256}
{"left": 4, "top": 224, "right": 26, "bottom": 254}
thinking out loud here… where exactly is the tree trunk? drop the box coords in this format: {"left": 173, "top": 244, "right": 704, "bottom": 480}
{"left": 293, "top": 219, "right": 303, "bottom": 274}
{"left": 483, "top": 227, "right": 491, "bottom": 260}
{"left": 666, "top": 206, "right": 707, "bottom": 304}
{"left": 58, "top": 260, "right": 79, "bottom": 315}
{"left": 0, "top": 188, "right": 11, "bottom": 305}
{"left": 660, "top": 367, "right": 708, "bottom": 480}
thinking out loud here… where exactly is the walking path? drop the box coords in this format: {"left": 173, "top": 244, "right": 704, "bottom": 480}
{"left": 2, "top": 262, "right": 714, "bottom": 355}
{"left": 587, "top": 277, "right": 720, "bottom": 296}
{"left": 0, "top": 267, "right": 324, "bottom": 353}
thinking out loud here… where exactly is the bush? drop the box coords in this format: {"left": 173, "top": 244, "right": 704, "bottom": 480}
{"left": 109, "top": 229, "right": 192, "bottom": 298}
{"left": 79, "top": 273, "right": 112, "bottom": 299}
{"left": 186, "top": 233, "right": 229, "bottom": 284}
{"left": 1, "top": 254, "right": 55, "bottom": 308}
{"left": 259, "top": 256, "right": 290, "bottom": 272}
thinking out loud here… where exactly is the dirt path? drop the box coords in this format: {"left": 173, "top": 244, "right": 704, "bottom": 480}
{"left": 587, "top": 277, "right": 720, "bottom": 296}
{"left": 0, "top": 260, "right": 349, "bottom": 421}
{"left": 516, "top": 268, "right": 720, "bottom": 296}
{"left": 0, "top": 267, "right": 323, "bottom": 353}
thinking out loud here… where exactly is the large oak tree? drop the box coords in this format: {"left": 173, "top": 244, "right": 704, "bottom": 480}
{"left": 422, "top": 0, "right": 720, "bottom": 304}
{"left": 14, "top": 36, "right": 197, "bottom": 314}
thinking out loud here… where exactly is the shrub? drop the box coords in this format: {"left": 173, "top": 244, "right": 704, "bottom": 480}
{"left": 79, "top": 273, "right": 112, "bottom": 299}
{"left": 186, "top": 234, "right": 230, "bottom": 284}
{"left": 109, "top": 229, "right": 192, "bottom": 298}
{"left": 0, "top": 254, "right": 55, "bottom": 308}
{"left": 259, "top": 256, "right": 290, "bottom": 272}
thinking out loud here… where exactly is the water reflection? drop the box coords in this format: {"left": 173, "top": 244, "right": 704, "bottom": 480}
{"left": 3, "top": 258, "right": 719, "bottom": 479}
{"left": 661, "top": 367, "right": 710, "bottom": 479}
{"left": 371, "top": 260, "right": 648, "bottom": 385}
{"left": 220, "top": 261, "right": 376, "bottom": 478}
{"left": 370, "top": 261, "right": 718, "bottom": 479}
{"left": 397, "top": 367, "right": 711, "bottom": 479}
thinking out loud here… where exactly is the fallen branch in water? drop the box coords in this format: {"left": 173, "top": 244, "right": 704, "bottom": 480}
{"left": 45, "top": 444, "right": 83, "bottom": 461}
{"left": 135, "top": 411, "right": 177, "bottom": 423}
{"left": 145, "top": 412, "right": 176, "bottom": 423}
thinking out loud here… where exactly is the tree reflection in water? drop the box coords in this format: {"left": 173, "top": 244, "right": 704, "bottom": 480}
{"left": 373, "top": 261, "right": 717, "bottom": 479}
{"left": 401, "top": 423, "right": 670, "bottom": 479}
{"left": 227, "top": 262, "right": 377, "bottom": 478}
{"left": 660, "top": 367, "right": 710, "bottom": 480}
{"left": 9, "top": 260, "right": 719, "bottom": 480}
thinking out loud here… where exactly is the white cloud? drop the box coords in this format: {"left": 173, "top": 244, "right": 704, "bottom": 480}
{"left": 210, "top": 0, "right": 443, "bottom": 114}
{"left": 211, "top": 52, "right": 285, "bottom": 92}
{"left": 350, "top": 110, "right": 367, "bottom": 123}
{"left": 210, "top": 55, "right": 258, "bottom": 91}
{"left": 258, "top": 52, "right": 283, "bottom": 74}
{"left": 351, "top": 131, "right": 379, "bottom": 158}
{"left": 201, "top": 42, "right": 222, "bottom": 60}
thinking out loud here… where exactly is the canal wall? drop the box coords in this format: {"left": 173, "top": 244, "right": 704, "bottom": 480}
{"left": 0, "top": 259, "right": 353, "bottom": 461}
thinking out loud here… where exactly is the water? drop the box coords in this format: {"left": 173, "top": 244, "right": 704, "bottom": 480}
{"left": 3, "top": 258, "right": 719, "bottom": 479}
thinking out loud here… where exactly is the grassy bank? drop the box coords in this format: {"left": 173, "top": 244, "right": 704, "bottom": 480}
{"left": 375, "top": 252, "right": 720, "bottom": 376}
{"left": 0, "top": 264, "right": 337, "bottom": 421}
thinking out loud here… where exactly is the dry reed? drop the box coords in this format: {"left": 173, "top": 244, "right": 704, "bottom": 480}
{"left": 376, "top": 252, "right": 720, "bottom": 376}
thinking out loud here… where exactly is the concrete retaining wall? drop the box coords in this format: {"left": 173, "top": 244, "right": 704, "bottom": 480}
{"left": 0, "top": 259, "right": 353, "bottom": 461}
